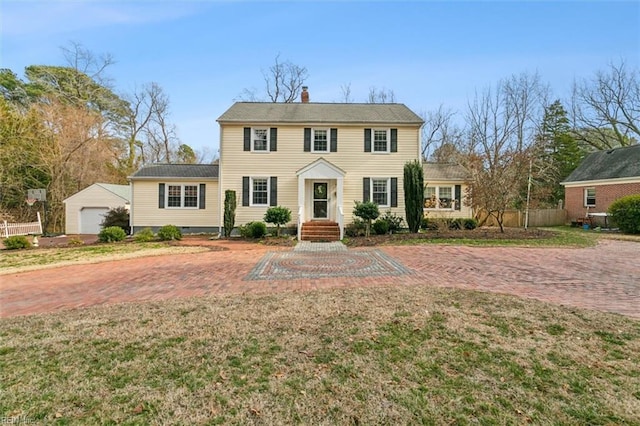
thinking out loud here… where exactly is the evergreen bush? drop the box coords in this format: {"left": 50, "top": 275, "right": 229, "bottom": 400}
{"left": 100, "top": 206, "right": 130, "bottom": 234}
{"left": 157, "top": 225, "right": 182, "bottom": 241}
{"left": 608, "top": 195, "right": 640, "bottom": 234}
{"left": 3, "top": 235, "right": 31, "bottom": 250}
{"left": 98, "top": 226, "right": 126, "bottom": 243}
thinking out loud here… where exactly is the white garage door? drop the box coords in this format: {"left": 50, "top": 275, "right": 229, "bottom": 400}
{"left": 80, "top": 207, "right": 109, "bottom": 234}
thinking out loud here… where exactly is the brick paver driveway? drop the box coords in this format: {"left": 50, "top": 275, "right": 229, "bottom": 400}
{"left": 1, "top": 239, "right": 638, "bottom": 319}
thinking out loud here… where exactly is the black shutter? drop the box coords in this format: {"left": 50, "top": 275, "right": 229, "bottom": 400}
{"left": 330, "top": 128, "right": 338, "bottom": 152}
{"left": 158, "top": 183, "right": 165, "bottom": 208}
{"left": 199, "top": 184, "right": 206, "bottom": 209}
{"left": 270, "top": 177, "right": 277, "bottom": 206}
{"left": 270, "top": 128, "right": 277, "bottom": 152}
{"left": 242, "top": 177, "right": 249, "bottom": 206}
{"left": 391, "top": 129, "right": 398, "bottom": 152}
{"left": 363, "top": 178, "right": 370, "bottom": 202}
{"left": 455, "top": 185, "right": 461, "bottom": 211}
{"left": 304, "top": 128, "right": 311, "bottom": 152}
{"left": 364, "top": 129, "right": 371, "bottom": 152}
{"left": 244, "top": 127, "right": 251, "bottom": 151}
{"left": 391, "top": 178, "right": 398, "bottom": 207}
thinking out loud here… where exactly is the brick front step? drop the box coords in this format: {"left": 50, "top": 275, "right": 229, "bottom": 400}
{"left": 300, "top": 221, "right": 340, "bottom": 241}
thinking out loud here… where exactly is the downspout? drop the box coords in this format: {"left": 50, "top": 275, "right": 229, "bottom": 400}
{"left": 217, "top": 123, "right": 223, "bottom": 238}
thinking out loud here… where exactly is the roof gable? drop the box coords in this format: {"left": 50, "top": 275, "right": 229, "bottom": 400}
{"left": 217, "top": 102, "right": 424, "bottom": 125}
{"left": 63, "top": 183, "right": 130, "bottom": 203}
{"left": 423, "top": 162, "right": 470, "bottom": 181}
{"left": 563, "top": 145, "right": 640, "bottom": 183}
{"left": 130, "top": 164, "right": 219, "bottom": 179}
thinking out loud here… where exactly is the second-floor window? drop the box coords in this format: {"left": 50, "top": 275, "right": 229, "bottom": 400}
{"left": 313, "top": 129, "right": 328, "bottom": 152}
{"left": 253, "top": 128, "right": 269, "bottom": 151}
{"left": 373, "top": 129, "right": 389, "bottom": 153}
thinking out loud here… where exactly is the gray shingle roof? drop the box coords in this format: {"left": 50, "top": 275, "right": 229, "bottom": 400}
{"left": 423, "top": 162, "right": 471, "bottom": 181}
{"left": 217, "top": 102, "right": 424, "bottom": 125}
{"left": 130, "top": 164, "right": 219, "bottom": 179}
{"left": 96, "top": 183, "right": 131, "bottom": 202}
{"left": 562, "top": 144, "right": 640, "bottom": 183}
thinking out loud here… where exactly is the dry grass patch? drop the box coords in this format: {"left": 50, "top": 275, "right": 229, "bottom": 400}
{"left": 1, "top": 286, "right": 639, "bottom": 424}
{"left": 0, "top": 243, "right": 208, "bottom": 275}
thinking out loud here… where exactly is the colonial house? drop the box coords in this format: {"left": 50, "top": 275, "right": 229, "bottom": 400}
{"left": 561, "top": 144, "right": 640, "bottom": 226}
{"left": 422, "top": 162, "right": 472, "bottom": 219}
{"left": 130, "top": 89, "right": 490, "bottom": 240}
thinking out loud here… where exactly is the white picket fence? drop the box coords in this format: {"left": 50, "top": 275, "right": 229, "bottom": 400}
{"left": 1, "top": 212, "right": 43, "bottom": 238}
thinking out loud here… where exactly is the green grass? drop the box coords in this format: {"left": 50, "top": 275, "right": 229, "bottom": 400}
{"left": 1, "top": 286, "right": 639, "bottom": 424}
{"left": 0, "top": 242, "right": 204, "bottom": 273}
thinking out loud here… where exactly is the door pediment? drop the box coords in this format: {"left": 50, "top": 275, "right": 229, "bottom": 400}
{"left": 296, "top": 158, "right": 345, "bottom": 180}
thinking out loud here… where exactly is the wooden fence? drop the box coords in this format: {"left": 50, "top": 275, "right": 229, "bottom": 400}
{"left": 476, "top": 209, "right": 567, "bottom": 228}
{"left": 1, "top": 212, "right": 43, "bottom": 238}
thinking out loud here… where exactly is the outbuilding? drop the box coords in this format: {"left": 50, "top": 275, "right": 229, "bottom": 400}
{"left": 63, "top": 183, "right": 131, "bottom": 234}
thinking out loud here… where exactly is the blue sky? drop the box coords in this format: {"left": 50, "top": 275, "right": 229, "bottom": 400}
{"left": 1, "top": 1, "right": 639, "bottom": 158}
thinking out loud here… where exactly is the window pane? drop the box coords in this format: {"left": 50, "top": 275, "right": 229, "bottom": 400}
{"left": 253, "top": 129, "right": 268, "bottom": 151}
{"left": 373, "top": 130, "right": 387, "bottom": 152}
{"left": 314, "top": 130, "right": 327, "bottom": 151}
{"left": 439, "top": 187, "right": 452, "bottom": 208}
{"left": 168, "top": 185, "right": 181, "bottom": 207}
{"left": 253, "top": 178, "right": 268, "bottom": 205}
{"left": 586, "top": 188, "right": 596, "bottom": 206}
{"left": 372, "top": 179, "right": 388, "bottom": 205}
{"left": 424, "top": 187, "right": 437, "bottom": 208}
{"left": 184, "top": 185, "right": 198, "bottom": 207}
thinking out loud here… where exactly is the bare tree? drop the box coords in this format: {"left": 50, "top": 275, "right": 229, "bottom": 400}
{"left": 340, "top": 82, "right": 354, "bottom": 103}
{"left": 237, "top": 55, "right": 309, "bottom": 103}
{"left": 140, "top": 83, "right": 180, "bottom": 163}
{"left": 367, "top": 86, "right": 396, "bottom": 103}
{"left": 571, "top": 60, "right": 640, "bottom": 149}
{"left": 420, "top": 105, "right": 462, "bottom": 159}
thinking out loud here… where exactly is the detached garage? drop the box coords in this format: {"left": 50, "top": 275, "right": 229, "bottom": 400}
{"left": 63, "top": 183, "right": 131, "bottom": 234}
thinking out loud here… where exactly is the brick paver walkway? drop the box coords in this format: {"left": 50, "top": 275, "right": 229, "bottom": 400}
{"left": 1, "top": 240, "right": 638, "bottom": 319}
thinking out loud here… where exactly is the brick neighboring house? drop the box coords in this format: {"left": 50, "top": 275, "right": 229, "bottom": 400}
{"left": 561, "top": 144, "right": 640, "bottom": 226}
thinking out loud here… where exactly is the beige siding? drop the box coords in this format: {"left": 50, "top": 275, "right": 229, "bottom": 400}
{"left": 64, "top": 186, "right": 128, "bottom": 234}
{"left": 423, "top": 181, "right": 473, "bottom": 219}
{"left": 131, "top": 180, "right": 219, "bottom": 230}
{"left": 219, "top": 124, "right": 421, "bottom": 226}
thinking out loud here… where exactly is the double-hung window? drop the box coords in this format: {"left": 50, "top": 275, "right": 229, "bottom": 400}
{"left": 584, "top": 188, "right": 596, "bottom": 207}
{"left": 253, "top": 128, "right": 269, "bottom": 152}
{"left": 373, "top": 129, "right": 389, "bottom": 153}
{"left": 251, "top": 177, "right": 269, "bottom": 206}
{"left": 313, "top": 129, "right": 328, "bottom": 152}
{"left": 167, "top": 184, "right": 199, "bottom": 208}
{"left": 371, "top": 178, "right": 390, "bottom": 207}
{"left": 424, "top": 186, "right": 454, "bottom": 209}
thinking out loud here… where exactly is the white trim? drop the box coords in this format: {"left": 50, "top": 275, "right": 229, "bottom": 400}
{"left": 311, "top": 128, "right": 330, "bottom": 153}
{"left": 370, "top": 177, "right": 391, "bottom": 208}
{"left": 372, "top": 128, "right": 390, "bottom": 153}
{"left": 561, "top": 176, "right": 640, "bottom": 187}
{"left": 584, "top": 187, "right": 596, "bottom": 207}
{"left": 249, "top": 177, "right": 270, "bottom": 207}
{"left": 165, "top": 183, "right": 200, "bottom": 209}
{"left": 424, "top": 185, "right": 456, "bottom": 210}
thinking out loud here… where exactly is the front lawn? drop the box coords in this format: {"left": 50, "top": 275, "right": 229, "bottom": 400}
{"left": 1, "top": 286, "right": 638, "bottom": 424}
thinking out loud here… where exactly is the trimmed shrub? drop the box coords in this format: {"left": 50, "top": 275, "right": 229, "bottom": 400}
{"left": 157, "top": 225, "right": 182, "bottom": 241}
{"left": 98, "top": 226, "right": 126, "bottom": 243}
{"left": 404, "top": 160, "right": 424, "bottom": 233}
{"left": 378, "top": 210, "right": 404, "bottom": 234}
{"left": 421, "top": 217, "right": 430, "bottom": 230}
{"left": 353, "top": 201, "right": 380, "bottom": 237}
{"left": 608, "top": 194, "right": 640, "bottom": 234}
{"left": 264, "top": 206, "right": 291, "bottom": 237}
{"left": 3, "top": 235, "right": 31, "bottom": 250}
{"left": 239, "top": 221, "right": 267, "bottom": 238}
{"left": 134, "top": 227, "right": 155, "bottom": 242}
{"left": 100, "top": 206, "right": 130, "bottom": 234}
{"left": 462, "top": 218, "right": 478, "bottom": 230}
{"left": 224, "top": 190, "right": 236, "bottom": 238}
{"left": 372, "top": 219, "right": 390, "bottom": 235}
{"left": 345, "top": 219, "right": 366, "bottom": 237}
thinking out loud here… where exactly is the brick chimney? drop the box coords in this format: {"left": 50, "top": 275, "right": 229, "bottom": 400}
{"left": 301, "top": 86, "right": 309, "bottom": 103}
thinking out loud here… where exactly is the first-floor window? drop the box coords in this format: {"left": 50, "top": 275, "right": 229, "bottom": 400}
{"left": 424, "top": 186, "right": 454, "bottom": 209}
{"left": 252, "top": 178, "right": 269, "bottom": 205}
{"left": 585, "top": 188, "right": 596, "bottom": 207}
{"left": 372, "top": 178, "right": 389, "bottom": 207}
{"left": 167, "top": 184, "right": 199, "bottom": 208}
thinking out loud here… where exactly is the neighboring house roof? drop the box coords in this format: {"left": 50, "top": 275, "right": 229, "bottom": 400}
{"left": 63, "top": 183, "right": 130, "bottom": 203}
{"left": 423, "top": 162, "right": 471, "bottom": 181}
{"left": 95, "top": 183, "right": 131, "bottom": 202}
{"left": 562, "top": 144, "right": 640, "bottom": 184}
{"left": 129, "top": 164, "right": 219, "bottom": 179}
{"left": 217, "top": 102, "right": 424, "bottom": 125}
